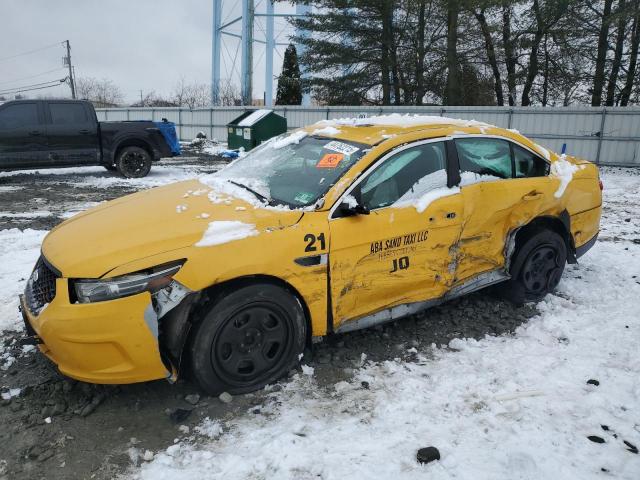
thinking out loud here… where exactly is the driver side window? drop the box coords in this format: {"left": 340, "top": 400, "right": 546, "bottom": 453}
{"left": 455, "top": 138, "right": 513, "bottom": 179}
{"left": 355, "top": 142, "right": 447, "bottom": 211}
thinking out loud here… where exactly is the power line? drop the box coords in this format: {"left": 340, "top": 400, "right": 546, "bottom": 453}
{"left": 0, "top": 41, "right": 63, "bottom": 63}
{"left": 0, "top": 67, "right": 66, "bottom": 87}
{"left": 0, "top": 78, "right": 67, "bottom": 96}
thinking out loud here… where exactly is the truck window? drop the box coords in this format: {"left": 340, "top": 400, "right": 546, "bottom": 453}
{"left": 49, "top": 103, "right": 88, "bottom": 124}
{"left": 0, "top": 103, "right": 38, "bottom": 129}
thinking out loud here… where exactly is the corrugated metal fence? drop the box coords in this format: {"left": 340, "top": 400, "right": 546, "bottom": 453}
{"left": 95, "top": 106, "right": 640, "bottom": 166}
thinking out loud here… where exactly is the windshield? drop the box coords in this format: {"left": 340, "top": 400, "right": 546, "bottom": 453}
{"left": 215, "top": 134, "right": 367, "bottom": 208}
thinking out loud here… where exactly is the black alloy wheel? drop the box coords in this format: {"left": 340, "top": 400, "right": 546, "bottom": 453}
{"left": 116, "top": 146, "right": 152, "bottom": 178}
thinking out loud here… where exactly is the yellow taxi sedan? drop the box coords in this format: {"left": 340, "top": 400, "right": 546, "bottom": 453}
{"left": 20, "top": 115, "right": 602, "bottom": 394}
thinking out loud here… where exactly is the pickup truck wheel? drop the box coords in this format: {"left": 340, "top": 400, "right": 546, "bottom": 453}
{"left": 116, "top": 146, "right": 152, "bottom": 178}
{"left": 189, "top": 284, "right": 306, "bottom": 395}
{"left": 501, "top": 229, "right": 567, "bottom": 304}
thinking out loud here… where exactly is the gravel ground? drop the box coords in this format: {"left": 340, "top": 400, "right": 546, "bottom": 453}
{"left": 0, "top": 159, "right": 633, "bottom": 480}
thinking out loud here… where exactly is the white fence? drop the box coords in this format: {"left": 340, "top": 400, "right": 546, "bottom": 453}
{"left": 95, "top": 105, "right": 640, "bottom": 166}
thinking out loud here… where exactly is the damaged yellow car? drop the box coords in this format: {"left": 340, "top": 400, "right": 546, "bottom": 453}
{"left": 20, "top": 115, "right": 602, "bottom": 395}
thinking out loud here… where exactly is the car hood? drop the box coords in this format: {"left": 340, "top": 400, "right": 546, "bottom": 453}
{"left": 42, "top": 179, "right": 304, "bottom": 278}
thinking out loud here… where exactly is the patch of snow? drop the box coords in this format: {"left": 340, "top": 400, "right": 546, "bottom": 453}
{"left": 196, "top": 213, "right": 210, "bottom": 219}
{"left": 301, "top": 364, "right": 314, "bottom": 376}
{"left": 0, "top": 211, "right": 52, "bottom": 218}
{"left": 342, "top": 194, "right": 358, "bottom": 208}
{"left": 195, "top": 221, "right": 258, "bottom": 247}
{"left": 272, "top": 130, "right": 307, "bottom": 149}
{"left": 175, "top": 205, "right": 188, "bottom": 213}
{"left": 0, "top": 229, "right": 47, "bottom": 332}
{"left": 459, "top": 171, "right": 503, "bottom": 186}
{"left": 1, "top": 388, "right": 21, "bottom": 400}
{"left": 311, "top": 126, "right": 342, "bottom": 136}
{"left": 534, "top": 143, "right": 551, "bottom": 161}
{"left": 393, "top": 170, "right": 460, "bottom": 213}
{"left": 237, "top": 109, "right": 272, "bottom": 127}
{"left": 60, "top": 202, "right": 103, "bottom": 219}
{"left": 198, "top": 177, "right": 260, "bottom": 207}
{"left": 317, "top": 113, "right": 491, "bottom": 130}
{"left": 194, "top": 418, "right": 223, "bottom": 439}
{"left": 550, "top": 154, "right": 579, "bottom": 198}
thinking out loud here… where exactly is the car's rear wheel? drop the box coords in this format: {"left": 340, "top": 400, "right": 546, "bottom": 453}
{"left": 115, "top": 146, "right": 152, "bottom": 178}
{"left": 501, "top": 229, "right": 567, "bottom": 304}
{"left": 189, "top": 284, "right": 306, "bottom": 395}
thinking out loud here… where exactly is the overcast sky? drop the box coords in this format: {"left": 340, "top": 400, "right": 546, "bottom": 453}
{"left": 0, "top": 0, "right": 295, "bottom": 104}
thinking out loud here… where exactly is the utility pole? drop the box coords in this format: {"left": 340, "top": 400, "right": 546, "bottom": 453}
{"left": 240, "top": 0, "right": 255, "bottom": 106}
{"left": 64, "top": 40, "right": 76, "bottom": 99}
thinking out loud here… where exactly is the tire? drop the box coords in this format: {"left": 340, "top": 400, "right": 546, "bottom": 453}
{"left": 189, "top": 284, "right": 307, "bottom": 395}
{"left": 115, "top": 146, "right": 152, "bottom": 178}
{"left": 500, "top": 229, "right": 567, "bottom": 304}
{"left": 103, "top": 164, "right": 117, "bottom": 171}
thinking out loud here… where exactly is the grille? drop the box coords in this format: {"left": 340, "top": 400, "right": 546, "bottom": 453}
{"left": 24, "top": 257, "right": 58, "bottom": 315}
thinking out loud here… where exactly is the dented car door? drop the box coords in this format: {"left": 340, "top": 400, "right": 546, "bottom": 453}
{"left": 453, "top": 137, "right": 558, "bottom": 284}
{"left": 329, "top": 140, "right": 463, "bottom": 331}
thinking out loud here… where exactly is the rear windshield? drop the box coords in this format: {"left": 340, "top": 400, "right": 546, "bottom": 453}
{"left": 215, "top": 133, "right": 367, "bottom": 208}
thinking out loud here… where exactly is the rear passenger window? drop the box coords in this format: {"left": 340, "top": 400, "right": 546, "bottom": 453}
{"left": 0, "top": 103, "right": 38, "bottom": 129}
{"left": 513, "top": 144, "right": 549, "bottom": 177}
{"left": 455, "top": 138, "right": 512, "bottom": 179}
{"left": 49, "top": 103, "right": 88, "bottom": 124}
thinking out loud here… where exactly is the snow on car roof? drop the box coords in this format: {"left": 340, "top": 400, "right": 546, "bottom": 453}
{"left": 315, "top": 113, "right": 492, "bottom": 129}
{"left": 237, "top": 109, "right": 272, "bottom": 127}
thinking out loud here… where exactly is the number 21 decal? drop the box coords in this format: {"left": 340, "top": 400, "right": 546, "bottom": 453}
{"left": 304, "top": 233, "right": 326, "bottom": 252}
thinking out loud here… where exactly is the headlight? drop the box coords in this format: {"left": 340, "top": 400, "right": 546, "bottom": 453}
{"left": 73, "top": 261, "right": 184, "bottom": 304}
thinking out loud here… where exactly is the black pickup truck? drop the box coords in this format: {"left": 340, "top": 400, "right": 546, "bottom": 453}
{"left": 0, "top": 99, "right": 180, "bottom": 178}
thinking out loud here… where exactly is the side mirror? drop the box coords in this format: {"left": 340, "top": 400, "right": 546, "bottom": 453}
{"left": 337, "top": 198, "right": 370, "bottom": 217}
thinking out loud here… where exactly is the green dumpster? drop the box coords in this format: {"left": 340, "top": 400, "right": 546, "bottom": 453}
{"left": 227, "top": 109, "right": 287, "bottom": 151}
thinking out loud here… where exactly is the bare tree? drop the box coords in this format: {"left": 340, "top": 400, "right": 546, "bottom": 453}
{"left": 130, "top": 91, "right": 177, "bottom": 107}
{"left": 75, "top": 77, "right": 124, "bottom": 107}
{"left": 218, "top": 79, "right": 242, "bottom": 106}
{"left": 172, "top": 78, "right": 211, "bottom": 109}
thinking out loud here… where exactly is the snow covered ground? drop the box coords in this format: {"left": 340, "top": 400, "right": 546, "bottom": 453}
{"left": 0, "top": 167, "right": 638, "bottom": 479}
{"left": 125, "top": 168, "right": 640, "bottom": 479}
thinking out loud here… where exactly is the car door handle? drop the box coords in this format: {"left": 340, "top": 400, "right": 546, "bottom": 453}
{"left": 78, "top": 129, "right": 91, "bottom": 135}
{"left": 522, "top": 192, "right": 544, "bottom": 201}
{"left": 28, "top": 130, "right": 42, "bottom": 136}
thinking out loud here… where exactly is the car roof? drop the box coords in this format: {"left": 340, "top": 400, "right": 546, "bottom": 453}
{"left": 302, "top": 113, "right": 554, "bottom": 161}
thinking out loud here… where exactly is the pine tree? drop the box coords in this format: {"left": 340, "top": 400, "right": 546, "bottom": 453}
{"left": 276, "top": 44, "right": 303, "bottom": 105}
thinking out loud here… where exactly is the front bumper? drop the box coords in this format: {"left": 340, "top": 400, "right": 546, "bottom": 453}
{"left": 20, "top": 277, "right": 170, "bottom": 384}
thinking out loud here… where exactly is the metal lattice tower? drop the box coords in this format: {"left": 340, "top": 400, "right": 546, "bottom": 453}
{"left": 211, "top": 0, "right": 310, "bottom": 107}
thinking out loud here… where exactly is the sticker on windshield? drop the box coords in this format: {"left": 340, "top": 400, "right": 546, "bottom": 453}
{"left": 317, "top": 153, "right": 344, "bottom": 169}
{"left": 294, "top": 192, "right": 314, "bottom": 203}
{"left": 323, "top": 141, "right": 359, "bottom": 156}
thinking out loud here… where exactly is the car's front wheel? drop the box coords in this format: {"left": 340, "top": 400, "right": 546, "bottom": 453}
{"left": 189, "top": 284, "right": 306, "bottom": 395}
{"left": 115, "top": 146, "right": 152, "bottom": 178}
{"left": 501, "top": 229, "right": 567, "bottom": 304}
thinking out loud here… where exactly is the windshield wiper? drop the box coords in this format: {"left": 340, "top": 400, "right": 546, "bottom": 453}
{"left": 227, "top": 180, "right": 272, "bottom": 206}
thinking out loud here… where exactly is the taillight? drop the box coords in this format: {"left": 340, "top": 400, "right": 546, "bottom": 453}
{"left": 599, "top": 180, "right": 603, "bottom": 191}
